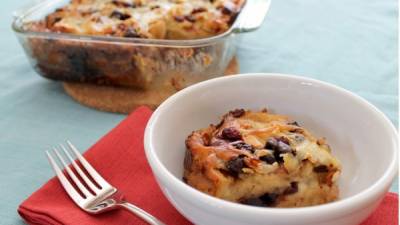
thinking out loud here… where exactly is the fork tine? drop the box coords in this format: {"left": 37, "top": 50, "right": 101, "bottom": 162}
{"left": 53, "top": 147, "right": 93, "bottom": 198}
{"left": 60, "top": 144, "right": 100, "bottom": 194}
{"left": 66, "top": 140, "right": 109, "bottom": 188}
{"left": 46, "top": 151, "right": 84, "bottom": 203}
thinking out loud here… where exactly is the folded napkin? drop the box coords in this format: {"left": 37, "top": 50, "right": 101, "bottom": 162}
{"left": 18, "top": 107, "right": 398, "bottom": 225}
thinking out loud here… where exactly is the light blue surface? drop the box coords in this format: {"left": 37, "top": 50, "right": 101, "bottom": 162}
{"left": 0, "top": 0, "right": 398, "bottom": 224}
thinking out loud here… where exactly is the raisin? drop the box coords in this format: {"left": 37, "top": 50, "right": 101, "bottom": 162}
{"left": 124, "top": 28, "right": 141, "bottom": 37}
{"left": 54, "top": 17, "right": 62, "bottom": 24}
{"left": 110, "top": 11, "right": 131, "bottom": 20}
{"left": 174, "top": 15, "right": 185, "bottom": 22}
{"left": 192, "top": 7, "right": 207, "bottom": 14}
{"left": 283, "top": 182, "right": 298, "bottom": 195}
{"left": 184, "top": 15, "right": 196, "bottom": 23}
{"left": 259, "top": 193, "right": 278, "bottom": 206}
{"left": 294, "top": 134, "right": 305, "bottom": 142}
{"left": 260, "top": 155, "right": 276, "bottom": 164}
{"left": 277, "top": 136, "right": 290, "bottom": 145}
{"left": 221, "top": 5, "right": 233, "bottom": 15}
{"left": 241, "top": 198, "right": 264, "bottom": 207}
{"left": 221, "top": 127, "right": 242, "bottom": 141}
{"left": 288, "top": 121, "right": 300, "bottom": 126}
{"left": 112, "top": 0, "right": 136, "bottom": 7}
{"left": 265, "top": 137, "right": 294, "bottom": 163}
{"left": 232, "top": 141, "right": 254, "bottom": 152}
{"left": 230, "top": 109, "right": 245, "bottom": 117}
{"left": 313, "top": 165, "right": 329, "bottom": 173}
{"left": 226, "top": 156, "right": 245, "bottom": 177}
{"left": 290, "top": 128, "right": 304, "bottom": 134}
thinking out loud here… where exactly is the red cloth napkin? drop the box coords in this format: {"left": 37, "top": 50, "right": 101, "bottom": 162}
{"left": 18, "top": 107, "right": 399, "bottom": 225}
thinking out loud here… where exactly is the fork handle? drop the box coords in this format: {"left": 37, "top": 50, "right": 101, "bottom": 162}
{"left": 119, "top": 202, "right": 167, "bottom": 225}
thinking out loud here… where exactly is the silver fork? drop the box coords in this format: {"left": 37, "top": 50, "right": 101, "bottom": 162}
{"left": 46, "top": 141, "right": 166, "bottom": 225}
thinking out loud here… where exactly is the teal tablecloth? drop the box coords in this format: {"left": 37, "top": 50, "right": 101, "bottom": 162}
{"left": 0, "top": 0, "right": 398, "bottom": 224}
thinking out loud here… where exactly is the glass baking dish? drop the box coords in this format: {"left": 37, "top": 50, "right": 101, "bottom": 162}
{"left": 12, "top": 0, "right": 270, "bottom": 92}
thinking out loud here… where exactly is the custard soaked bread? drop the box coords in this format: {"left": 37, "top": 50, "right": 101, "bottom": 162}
{"left": 184, "top": 109, "right": 341, "bottom": 207}
{"left": 28, "top": 0, "right": 244, "bottom": 39}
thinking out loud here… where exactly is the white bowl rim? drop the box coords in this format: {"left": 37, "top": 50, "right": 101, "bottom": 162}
{"left": 144, "top": 73, "right": 398, "bottom": 217}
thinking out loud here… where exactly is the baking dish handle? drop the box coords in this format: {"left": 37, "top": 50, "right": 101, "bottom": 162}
{"left": 232, "top": 0, "right": 271, "bottom": 33}
{"left": 13, "top": 0, "right": 46, "bottom": 19}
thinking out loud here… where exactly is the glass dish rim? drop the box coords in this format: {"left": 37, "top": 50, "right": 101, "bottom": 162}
{"left": 11, "top": 0, "right": 243, "bottom": 47}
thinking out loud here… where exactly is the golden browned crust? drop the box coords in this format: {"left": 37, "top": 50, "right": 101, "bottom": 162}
{"left": 184, "top": 109, "right": 341, "bottom": 207}
{"left": 27, "top": 0, "right": 244, "bottom": 39}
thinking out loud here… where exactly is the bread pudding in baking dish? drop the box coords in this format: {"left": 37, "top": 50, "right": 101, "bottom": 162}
{"left": 28, "top": 0, "right": 244, "bottom": 39}
{"left": 22, "top": 0, "right": 244, "bottom": 89}
{"left": 184, "top": 109, "right": 341, "bottom": 207}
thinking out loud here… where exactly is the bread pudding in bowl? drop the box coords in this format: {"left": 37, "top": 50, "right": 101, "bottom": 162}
{"left": 184, "top": 109, "right": 341, "bottom": 207}
{"left": 144, "top": 73, "right": 397, "bottom": 225}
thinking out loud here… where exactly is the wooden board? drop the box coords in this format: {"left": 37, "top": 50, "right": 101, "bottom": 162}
{"left": 63, "top": 57, "right": 239, "bottom": 114}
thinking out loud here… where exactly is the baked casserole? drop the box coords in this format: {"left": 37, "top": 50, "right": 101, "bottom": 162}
{"left": 21, "top": 0, "right": 245, "bottom": 89}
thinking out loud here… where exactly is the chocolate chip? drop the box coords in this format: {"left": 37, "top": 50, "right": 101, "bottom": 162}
{"left": 226, "top": 156, "right": 245, "bottom": 177}
{"left": 288, "top": 121, "right": 300, "bottom": 126}
{"left": 174, "top": 15, "right": 185, "bottom": 22}
{"left": 241, "top": 197, "right": 264, "bottom": 207}
{"left": 283, "top": 182, "right": 298, "bottom": 195}
{"left": 277, "top": 141, "right": 292, "bottom": 154}
{"left": 110, "top": 11, "right": 131, "bottom": 20}
{"left": 123, "top": 27, "right": 141, "bottom": 38}
{"left": 260, "top": 155, "right": 276, "bottom": 164}
{"left": 259, "top": 193, "right": 278, "bottom": 206}
{"left": 313, "top": 165, "right": 329, "bottom": 173}
{"left": 184, "top": 15, "right": 196, "bottom": 23}
{"left": 265, "top": 137, "right": 279, "bottom": 150}
{"left": 191, "top": 7, "right": 207, "bottom": 14}
{"left": 230, "top": 109, "right": 245, "bottom": 117}
{"left": 221, "top": 127, "right": 242, "bottom": 141}
{"left": 150, "top": 5, "right": 160, "bottom": 10}
{"left": 273, "top": 151, "right": 284, "bottom": 163}
{"left": 232, "top": 141, "right": 254, "bottom": 152}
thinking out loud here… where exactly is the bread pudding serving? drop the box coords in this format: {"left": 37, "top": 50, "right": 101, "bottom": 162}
{"left": 21, "top": 0, "right": 244, "bottom": 89}
{"left": 183, "top": 109, "right": 341, "bottom": 207}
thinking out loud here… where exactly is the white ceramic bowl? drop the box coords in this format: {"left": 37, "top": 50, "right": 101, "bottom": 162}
{"left": 144, "top": 73, "right": 398, "bottom": 225}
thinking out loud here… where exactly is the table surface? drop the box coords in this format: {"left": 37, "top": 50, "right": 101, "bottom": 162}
{"left": 1, "top": 0, "right": 398, "bottom": 224}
